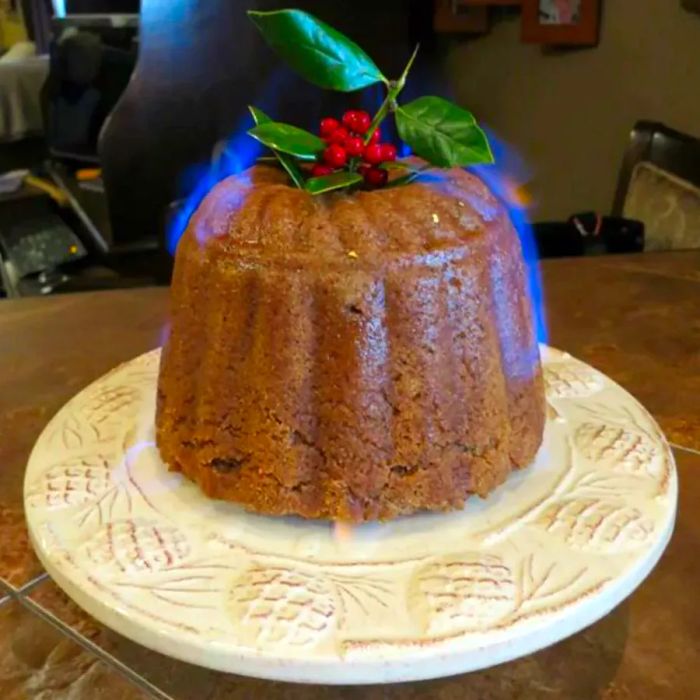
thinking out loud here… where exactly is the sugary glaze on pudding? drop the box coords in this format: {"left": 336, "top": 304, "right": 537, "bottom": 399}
{"left": 156, "top": 164, "right": 545, "bottom": 522}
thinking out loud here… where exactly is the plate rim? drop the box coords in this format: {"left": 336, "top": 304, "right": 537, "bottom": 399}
{"left": 24, "top": 345, "right": 678, "bottom": 684}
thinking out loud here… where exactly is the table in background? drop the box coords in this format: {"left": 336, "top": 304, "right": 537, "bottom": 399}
{"left": 1, "top": 251, "right": 699, "bottom": 699}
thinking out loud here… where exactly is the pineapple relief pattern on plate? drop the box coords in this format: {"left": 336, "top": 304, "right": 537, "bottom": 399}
{"left": 544, "top": 358, "right": 604, "bottom": 398}
{"left": 84, "top": 519, "right": 191, "bottom": 574}
{"left": 409, "top": 554, "right": 517, "bottom": 635}
{"left": 228, "top": 566, "right": 337, "bottom": 648}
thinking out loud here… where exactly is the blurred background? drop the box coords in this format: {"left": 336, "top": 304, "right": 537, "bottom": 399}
{"left": 1, "top": 0, "right": 699, "bottom": 298}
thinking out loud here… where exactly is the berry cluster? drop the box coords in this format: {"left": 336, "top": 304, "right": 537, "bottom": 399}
{"left": 311, "top": 110, "right": 398, "bottom": 188}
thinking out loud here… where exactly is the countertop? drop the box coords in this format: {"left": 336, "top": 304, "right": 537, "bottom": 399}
{"left": 1, "top": 251, "right": 699, "bottom": 699}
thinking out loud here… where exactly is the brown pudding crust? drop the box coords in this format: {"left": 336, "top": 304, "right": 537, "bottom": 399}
{"left": 156, "top": 164, "right": 545, "bottom": 521}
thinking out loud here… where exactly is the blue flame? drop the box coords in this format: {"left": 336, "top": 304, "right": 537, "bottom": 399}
{"left": 166, "top": 124, "right": 263, "bottom": 254}
{"left": 360, "top": 83, "right": 384, "bottom": 117}
{"left": 399, "top": 142, "right": 413, "bottom": 158}
{"left": 392, "top": 64, "right": 547, "bottom": 342}
{"left": 470, "top": 128, "right": 547, "bottom": 344}
{"left": 159, "top": 321, "right": 171, "bottom": 348}
{"left": 166, "top": 67, "right": 546, "bottom": 343}
{"left": 167, "top": 70, "right": 291, "bottom": 254}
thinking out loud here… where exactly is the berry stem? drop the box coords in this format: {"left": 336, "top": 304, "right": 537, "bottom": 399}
{"left": 363, "top": 44, "right": 420, "bottom": 147}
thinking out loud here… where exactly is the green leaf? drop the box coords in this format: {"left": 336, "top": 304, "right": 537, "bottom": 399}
{"left": 378, "top": 161, "right": 427, "bottom": 173}
{"left": 378, "top": 161, "right": 410, "bottom": 171}
{"left": 249, "top": 106, "right": 305, "bottom": 189}
{"left": 248, "top": 121, "right": 325, "bottom": 161}
{"left": 305, "top": 171, "right": 363, "bottom": 195}
{"left": 384, "top": 166, "right": 433, "bottom": 189}
{"left": 248, "top": 9, "right": 385, "bottom": 92}
{"left": 248, "top": 105, "right": 272, "bottom": 125}
{"left": 395, "top": 96, "right": 494, "bottom": 168}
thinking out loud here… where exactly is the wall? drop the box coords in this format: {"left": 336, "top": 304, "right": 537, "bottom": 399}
{"left": 447, "top": 1, "right": 700, "bottom": 220}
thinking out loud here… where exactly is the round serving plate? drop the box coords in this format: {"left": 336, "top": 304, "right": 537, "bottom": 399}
{"left": 24, "top": 346, "right": 676, "bottom": 685}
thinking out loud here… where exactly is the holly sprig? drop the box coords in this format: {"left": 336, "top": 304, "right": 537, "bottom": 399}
{"left": 247, "top": 9, "right": 493, "bottom": 194}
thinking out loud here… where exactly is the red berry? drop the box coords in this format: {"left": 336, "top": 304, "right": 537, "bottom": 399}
{"left": 344, "top": 136, "right": 364, "bottom": 157}
{"left": 364, "top": 167, "right": 388, "bottom": 188}
{"left": 324, "top": 144, "right": 347, "bottom": 168}
{"left": 311, "top": 164, "right": 334, "bottom": 177}
{"left": 380, "top": 143, "right": 397, "bottom": 162}
{"left": 358, "top": 163, "right": 371, "bottom": 176}
{"left": 363, "top": 143, "right": 383, "bottom": 165}
{"left": 319, "top": 117, "right": 340, "bottom": 137}
{"left": 369, "top": 129, "right": 381, "bottom": 144}
{"left": 342, "top": 110, "right": 359, "bottom": 131}
{"left": 342, "top": 110, "right": 371, "bottom": 134}
{"left": 329, "top": 126, "right": 349, "bottom": 144}
{"left": 353, "top": 111, "right": 371, "bottom": 134}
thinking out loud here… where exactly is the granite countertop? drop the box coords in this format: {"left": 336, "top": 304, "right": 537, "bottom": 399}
{"left": 1, "top": 251, "right": 699, "bottom": 699}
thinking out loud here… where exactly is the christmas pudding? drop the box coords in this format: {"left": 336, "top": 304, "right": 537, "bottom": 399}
{"left": 155, "top": 9, "right": 545, "bottom": 521}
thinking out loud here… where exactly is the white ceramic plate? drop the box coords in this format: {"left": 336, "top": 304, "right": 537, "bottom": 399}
{"left": 24, "top": 346, "right": 676, "bottom": 684}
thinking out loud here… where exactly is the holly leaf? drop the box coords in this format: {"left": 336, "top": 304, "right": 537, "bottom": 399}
{"left": 384, "top": 167, "right": 432, "bottom": 189}
{"left": 248, "top": 105, "right": 272, "bottom": 126}
{"left": 248, "top": 9, "right": 385, "bottom": 92}
{"left": 248, "top": 106, "right": 305, "bottom": 188}
{"left": 378, "top": 160, "right": 427, "bottom": 172}
{"left": 305, "top": 171, "right": 363, "bottom": 195}
{"left": 248, "top": 121, "right": 325, "bottom": 161}
{"left": 395, "top": 96, "right": 494, "bottom": 168}
{"left": 378, "top": 161, "right": 410, "bottom": 171}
